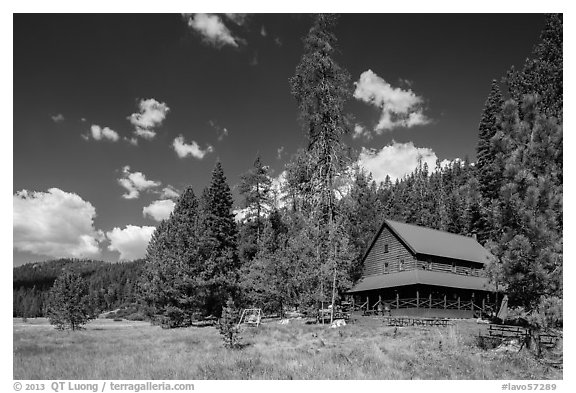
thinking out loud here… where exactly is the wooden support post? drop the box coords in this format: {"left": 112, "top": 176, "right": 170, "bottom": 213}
{"left": 429, "top": 293, "right": 432, "bottom": 309}
{"left": 367, "top": 296, "right": 370, "bottom": 311}
{"left": 482, "top": 298, "right": 485, "bottom": 314}
{"left": 444, "top": 294, "right": 447, "bottom": 309}
{"left": 458, "top": 296, "right": 461, "bottom": 310}
{"left": 472, "top": 293, "right": 475, "bottom": 311}
{"left": 378, "top": 295, "right": 382, "bottom": 315}
{"left": 396, "top": 293, "right": 399, "bottom": 309}
{"left": 416, "top": 290, "right": 419, "bottom": 308}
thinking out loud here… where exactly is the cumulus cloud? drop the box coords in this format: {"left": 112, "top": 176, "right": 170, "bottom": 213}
{"left": 172, "top": 135, "right": 214, "bottom": 159}
{"left": 13, "top": 188, "right": 103, "bottom": 258}
{"left": 357, "top": 141, "right": 438, "bottom": 182}
{"left": 209, "top": 120, "right": 229, "bottom": 141}
{"left": 183, "top": 14, "right": 241, "bottom": 48}
{"left": 354, "top": 70, "right": 431, "bottom": 133}
{"left": 106, "top": 225, "right": 156, "bottom": 261}
{"left": 160, "top": 186, "right": 180, "bottom": 199}
{"left": 225, "top": 13, "right": 248, "bottom": 26}
{"left": 51, "top": 114, "right": 65, "bottom": 123}
{"left": 127, "top": 98, "right": 170, "bottom": 140}
{"left": 85, "top": 124, "right": 120, "bottom": 142}
{"left": 352, "top": 124, "right": 372, "bottom": 140}
{"left": 143, "top": 199, "right": 176, "bottom": 222}
{"left": 118, "top": 166, "right": 161, "bottom": 199}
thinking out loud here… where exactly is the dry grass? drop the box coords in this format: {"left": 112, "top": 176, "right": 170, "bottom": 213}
{"left": 13, "top": 317, "right": 562, "bottom": 380}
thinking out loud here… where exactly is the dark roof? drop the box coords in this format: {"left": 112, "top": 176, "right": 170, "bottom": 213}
{"left": 347, "top": 270, "right": 493, "bottom": 293}
{"left": 385, "top": 219, "right": 493, "bottom": 265}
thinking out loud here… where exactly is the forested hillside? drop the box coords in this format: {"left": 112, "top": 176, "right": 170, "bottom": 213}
{"left": 13, "top": 258, "right": 145, "bottom": 317}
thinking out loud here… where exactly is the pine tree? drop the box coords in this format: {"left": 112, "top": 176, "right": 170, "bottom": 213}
{"left": 238, "top": 156, "right": 273, "bottom": 262}
{"left": 199, "top": 162, "right": 240, "bottom": 316}
{"left": 476, "top": 80, "right": 504, "bottom": 202}
{"left": 142, "top": 186, "right": 203, "bottom": 326}
{"left": 47, "top": 271, "right": 95, "bottom": 330}
{"left": 290, "top": 14, "right": 352, "bottom": 321}
{"left": 487, "top": 96, "right": 562, "bottom": 310}
{"left": 505, "top": 14, "right": 562, "bottom": 120}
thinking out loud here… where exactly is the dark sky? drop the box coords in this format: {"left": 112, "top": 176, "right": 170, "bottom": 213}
{"left": 13, "top": 14, "right": 546, "bottom": 265}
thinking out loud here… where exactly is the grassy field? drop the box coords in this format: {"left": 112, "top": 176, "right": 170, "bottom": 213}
{"left": 13, "top": 316, "right": 562, "bottom": 380}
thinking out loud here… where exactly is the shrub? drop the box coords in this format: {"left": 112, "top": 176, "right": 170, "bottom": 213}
{"left": 218, "top": 297, "right": 242, "bottom": 349}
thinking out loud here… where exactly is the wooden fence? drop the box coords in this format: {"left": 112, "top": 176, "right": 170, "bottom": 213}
{"left": 354, "top": 295, "right": 495, "bottom": 316}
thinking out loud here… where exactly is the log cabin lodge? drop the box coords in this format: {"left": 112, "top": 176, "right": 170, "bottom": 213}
{"left": 347, "top": 219, "right": 497, "bottom": 318}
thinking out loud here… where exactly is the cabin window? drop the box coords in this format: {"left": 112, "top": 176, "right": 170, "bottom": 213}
{"left": 384, "top": 262, "right": 389, "bottom": 273}
{"left": 384, "top": 244, "right": 389, "bottom": 253}
{"left": 399, "top": 259, "right": 405, "bottom": 271}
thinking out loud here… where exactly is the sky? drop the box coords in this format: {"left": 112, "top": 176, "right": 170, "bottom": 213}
{"left": 13, "top": 13, "right": 548, "bottom": 266}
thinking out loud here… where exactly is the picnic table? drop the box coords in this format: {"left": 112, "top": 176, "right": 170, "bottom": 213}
{"left": 383, "top": 316, "right": 451, "bottom": 327}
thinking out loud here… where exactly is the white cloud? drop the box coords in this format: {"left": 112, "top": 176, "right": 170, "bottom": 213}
{"left": 87, "top": 124, "right": 120, "bottom": 142}
{"left": 106, "top": 225, "right": 156, "bottom": 261}
{"left": 209, "top": 120, "right": 229, "bottom": 141}
{"left": 125, "top": 137, "right": 138, "bottom": 146}
{"left": 143, "top": 199, "right": 176, "bottom": 222}
{"left": 357, "top": 141, "right": 438, "bottom": 182}
{"left": 127, "top": 98, "right": 170, "bottom": 140}
{"left": 13, "top": 188, "right": 103, "bottom": 258}
{"left": 225, "top": 14, "right": 248, "bottom": 26}
{"left": 172, "top": 135, "right": 214, "bottom": 159}
{"left": 51, "top": 114, "right": 65, "bottom": 123}
{"left": 260, "top": 25, "right": 267, "bottom": 37}
{"left": 118, "top": 166, "right": 161, "bottom": 199}
{"left": 160, "top": 186, "right": 180, "bottom": 199}
{"left": 354, "top": 69, "right": 431, "bottom": 133}
{"left": 352, "top": 124, "right": 372, "bottom": 140}
{"left": 440, "top": 158, "right": 464, "bottom": 169}
{"left": 233, "top": 207, "right": 250, "bottom": 223}
{"left": 277, "top": 146, "right": 285, "bottom": 160}
{"left": 184, "top": 14, "right": 241, "bottom": 48}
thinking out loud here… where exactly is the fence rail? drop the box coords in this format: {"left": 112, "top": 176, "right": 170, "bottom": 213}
{"left": 355, "top": 296, "right": 495, "bottom": 315}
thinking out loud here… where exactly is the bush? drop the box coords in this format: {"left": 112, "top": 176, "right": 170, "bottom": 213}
{"left": 218, "top": 297, "right": 242, "bottom": 349}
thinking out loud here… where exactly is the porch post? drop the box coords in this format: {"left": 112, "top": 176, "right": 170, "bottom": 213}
{"left": 458, "top": 296, "right": 461, "bottom": 310}
{"left": 429, "top": 293, "right": 432, "bottom": 310}
{"left": 482, "top": 298, "right": 485, "bottom": 314}
{"left": 416, "top": 290, "right": 419, "bottom": 308}
{"left": 396, "top": 292, "right": 399, "bottom": 309}
{"left": 444, "top": 294, "right": 447, "bottom": 309}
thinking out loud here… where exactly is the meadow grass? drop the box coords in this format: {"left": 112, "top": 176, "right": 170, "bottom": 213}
{"left": 13, "top": 317, "right": 561, "bottom": 380}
